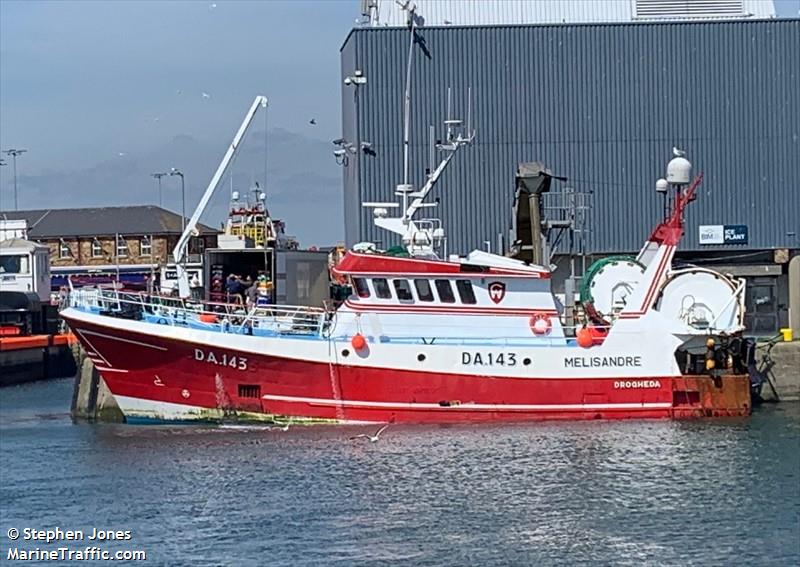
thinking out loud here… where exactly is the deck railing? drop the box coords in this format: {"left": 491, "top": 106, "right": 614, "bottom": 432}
{"left": 67, "top": 288, "right": 620, "bottom": 346}
{"left": 68, "top": 288, "right": 328, "bottom": 336}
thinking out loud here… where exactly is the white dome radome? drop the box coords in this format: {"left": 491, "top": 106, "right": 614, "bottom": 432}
{"left": 666, "top": 157, "right": 692, "bottom": 185}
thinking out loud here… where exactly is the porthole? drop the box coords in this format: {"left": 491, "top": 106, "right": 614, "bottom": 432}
{"left": 523, "top": 357, "right": 531, "bottom": 366}
{"left": 342, "top": 349, "right": 350, "bottom": 357}
{"left": 417, "top": 353, "right": 426, "bottom": 362}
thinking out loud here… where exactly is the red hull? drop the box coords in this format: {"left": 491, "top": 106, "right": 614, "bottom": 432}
{"left": 64, "top": 315, "right": 751, "bottom": 423}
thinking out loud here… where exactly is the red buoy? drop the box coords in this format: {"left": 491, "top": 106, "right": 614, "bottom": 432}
{"left": 576, "top": 327, "right": 593, "bottom": 348}
{"left": 351, "top": 334, "right": 366, "bottom": 350}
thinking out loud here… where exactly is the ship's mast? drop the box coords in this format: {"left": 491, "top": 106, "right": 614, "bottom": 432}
{"left": 363, "top": 1, "right": 474, "bottom": 258}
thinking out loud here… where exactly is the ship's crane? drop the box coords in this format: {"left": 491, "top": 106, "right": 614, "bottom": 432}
{"left": 172, "top": 95, "right": 269, "bottom": 298}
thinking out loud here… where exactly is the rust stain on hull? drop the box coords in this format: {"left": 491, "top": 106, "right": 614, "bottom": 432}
{"left": 672, "top": 374, "right": 751, "bottom": 418}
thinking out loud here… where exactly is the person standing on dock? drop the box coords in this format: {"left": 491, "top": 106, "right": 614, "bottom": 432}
{"left": 245, "top": 277, "right": 258, "bottom": 310}
{"left": 190, "top": 273, "right": 202, "bottom": 301}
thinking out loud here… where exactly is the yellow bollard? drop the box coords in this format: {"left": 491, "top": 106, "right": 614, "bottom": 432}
{"left": 779, "top": 328, "right": 793, "bottom": 342}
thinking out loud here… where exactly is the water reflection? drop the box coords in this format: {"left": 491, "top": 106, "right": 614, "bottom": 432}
{"left": 1, "top": 379, "right": 798, "bottom": 566}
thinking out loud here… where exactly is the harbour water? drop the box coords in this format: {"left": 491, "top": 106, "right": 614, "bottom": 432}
{"left": 1, "top": 377, "right": 799, "bottom": 566}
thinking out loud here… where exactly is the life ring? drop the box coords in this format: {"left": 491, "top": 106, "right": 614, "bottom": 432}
{"left": 529, "top": 313, "right": 552, "bottom": 335}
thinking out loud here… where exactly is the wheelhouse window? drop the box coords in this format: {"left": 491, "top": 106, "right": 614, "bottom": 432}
{"left": 0, "top": 254, "right": 29, "bottom": 274}
{"left": 140, "top": 235, "right": 152, "bottom": 257}
{"left": 352, "top": 277, "right": 370, "bottom": 298}
{"left": 393, "top": 279, "right": 414, "bottom": 301}
{"left": 373, "top": 278, "right": 392, "bottom": 299}
{"left": 59, "top": 242, "right": 71, "bottom": 259}
{"left": 91, "top": 239, "right": 103, "bottom": 258}
{"left": 414, "top": 279, "right": 434, "bottom": 302}
{"left": 456, "top": 279, "right": 477, "bottom": 304}
{"left": 435, "top": 279, "right": 456, "bottom": 303}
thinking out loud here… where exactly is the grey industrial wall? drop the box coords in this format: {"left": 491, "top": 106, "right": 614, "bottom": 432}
{"left": 340, "top": 19, "right": 800, "bottom": 255}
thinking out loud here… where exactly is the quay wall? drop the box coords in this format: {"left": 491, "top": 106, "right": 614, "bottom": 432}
{"left": 70, "top": 343, "right": 124, "bottom": 422}
{"left": 763, "top": 341, "right": 800, "bottom": 402}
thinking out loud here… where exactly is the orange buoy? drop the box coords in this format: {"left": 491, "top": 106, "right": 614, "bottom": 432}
{"left": 199, "top": 313, "right": 218, "bottom": 323}
{"left": 576, "top": 327, "right": 593, "bottom": 348}
{"left": 588, "top": 325, "right": 608, "bottom": 346}
{"left": 351, "top": 334, "right": 367, "bottom": 350}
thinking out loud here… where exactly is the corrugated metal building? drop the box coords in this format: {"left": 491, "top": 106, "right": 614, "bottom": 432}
{"left": 364, "top": 0, "right": 777, "bottom": 26}
{"left": 339, "top": 18, "right": 799, "bottom": 332}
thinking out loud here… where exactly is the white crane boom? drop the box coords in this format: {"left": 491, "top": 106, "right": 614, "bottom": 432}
{"left": 172, "top": 95, "right": 269, "bottom": 298}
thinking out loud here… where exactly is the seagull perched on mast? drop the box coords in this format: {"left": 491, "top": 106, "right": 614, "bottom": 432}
{"left": 350, "top": 424, "right": 389, "bottom": 442}
{"left": 672, "top": 146, "right": 686, "bottom": 157}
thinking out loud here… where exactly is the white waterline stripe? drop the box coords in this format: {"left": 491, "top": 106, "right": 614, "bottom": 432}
{"left": 95, "top": 367, "right": 129, "bottom": 373}
{"left": 261, "top": 394, "right": 673, "bottom": 411}
{"left": 74, "top": 330, "right": 112, "bottom": 366}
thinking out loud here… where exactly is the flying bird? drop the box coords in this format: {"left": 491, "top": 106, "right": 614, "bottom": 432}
{"left": 672, "top": 146, "right": 686, "bottom": 157}
{"left": 209, "top": 2, "right": 217, "bottom": 9}
{"left": 309, "top": 118, "right": 317, "bottom": 125}
{"left": 202, "top": 92, "right": 212, "bottom": 99}
{"left": 117, "top": 152, "right": 126, "bottom": 157}
{"left": 349, "top": 424, "right": 389, "bottom": 442}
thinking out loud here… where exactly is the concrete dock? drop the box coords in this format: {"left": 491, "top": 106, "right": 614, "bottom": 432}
{"left": 761, "top": 341, "right": 800, "bottom": 402}
{"left": 0, "top": 333, "right": 77, "bottom": 387}
{"left": 70, "top": 342, "right": 124, "bottom": 422}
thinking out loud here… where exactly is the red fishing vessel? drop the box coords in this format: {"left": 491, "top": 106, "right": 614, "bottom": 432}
{"left": 61, "top": 109, "right": 752, "bottom": 424}
{"left": 61, "top": 17, "right": 753, "bottom": 423}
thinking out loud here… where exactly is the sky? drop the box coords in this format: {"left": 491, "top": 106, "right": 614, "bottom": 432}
{"left": 1, "top": 0, "right": 798, "bottom": 246}
{"left": 0, "top": 0, "right": 357, "bottom": 245}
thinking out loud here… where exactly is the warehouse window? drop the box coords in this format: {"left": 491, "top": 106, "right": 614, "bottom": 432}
{"left": 414, "top": 279, "right": 434, "bottom": 302}
{"left": 456, "top": 280, "right": 477, "bottom": 304}
{"left": 373, "top": 278, "right": 392, "bottom": 299}
{"left": 635, "top": 0, "right": 743, "bottom": 19}
{"left": 116, "top": 237, "right": 128, "bottom": 258}
{"left": 91, "top": 239, "right": 103, "bottom": 258}
{"left": 140, "top": 236, "right": 152, "bottom": 257}
{"left": 435, "top": 279, "right": 456, "bottom": 303}
{"left": 393, "top": 279, "right": 413, "bottom": 301}
{"left": 59, "top": 242, "right": 71, "bottom": 259}
{"left": 353, "top": 277, "right": 370, "bottom": 298}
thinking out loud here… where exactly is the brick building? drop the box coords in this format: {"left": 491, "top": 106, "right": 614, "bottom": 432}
{"left": 2, "top": 206, "right": 218, "bottom": 288}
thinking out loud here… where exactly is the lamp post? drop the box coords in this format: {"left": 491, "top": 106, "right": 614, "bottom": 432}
{"left": 343, "top": 71, "right": 367, "bottom": 236}
{"left": 169, "top": 168, "right": 186, "bottom": 235}
{"left": 3, "top": 148, "right": 27, "bottom": 211}
{"left": 0, "top": 158, "right": 6, "bottom": 212}
{"left": 170, "top": 168, "right": 186, "bottom": 266}
{"left": 151, "top": 172, "right": 167, "bottom": 207}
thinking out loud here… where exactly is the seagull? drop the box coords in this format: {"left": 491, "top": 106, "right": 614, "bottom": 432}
{"left": 117, "top": 152, "right": 126, "bottom": 157}
{"left": 309, "top": 118, "right": 317, "bottom": 125}
{"left": 271, "top": 420, "right": 290, "bottom": 432}
{"left": 202, "top": 92, "right": 212, "bottom": 99}
{"left": 349, "top": 424, "right": 389, "bottom": 442}
{"left": 672, "top": 146, "right": 686, "bottom": 157}
{"left": 209, "top": 2, "right": 217, "bottom": 9}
